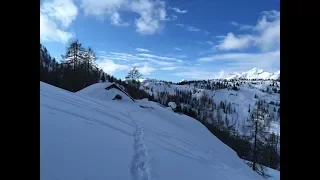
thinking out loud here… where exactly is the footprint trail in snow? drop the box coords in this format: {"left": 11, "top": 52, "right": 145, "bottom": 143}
{"left": 130, "top": 118, "right": 153, "bottom": 180}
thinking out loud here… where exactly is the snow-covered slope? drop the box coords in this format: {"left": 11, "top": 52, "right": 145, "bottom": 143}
{"left": 40, "top": 81, "right": 264, "bottom": 180}
{"left": 242, "top": 160, "right": 280, "bottom": 180}
{"left": 265, "top": 167, "right": 280, "bottom": 180}
{"left": 141, "top": 79, "right": 280, "bottom": 135}
{"left": 77, "top": 82, "right": 132, "bottom": 101}
{"left": 225, "top": 68, "right": 280, "bottom": 80}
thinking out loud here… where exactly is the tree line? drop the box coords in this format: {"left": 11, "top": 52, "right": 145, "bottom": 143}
{"left": 147, "top": 86, "right": 280, "bottom": 176}
{"left": 40, "top": 40, "right": 149, "bottom": 99}
{"left": 40, "top": 40, "right": 102, "bottom": 92}
{"left": 176, "top": 80, "right": 240, "bottom": 91}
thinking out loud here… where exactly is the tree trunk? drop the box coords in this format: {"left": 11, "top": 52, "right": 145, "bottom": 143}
{"left": 252, "top": 120, "right": 258, "bottom": 171}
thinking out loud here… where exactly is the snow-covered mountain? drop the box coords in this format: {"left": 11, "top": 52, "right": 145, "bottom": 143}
{"left": 224, "top": 68, "right": 280, "bottom": 80}
{"left": 40, "top": 81, "right": 273, "bottom": 180}
{"left": 225, "top": 72, "right": 242, "bottom": 80}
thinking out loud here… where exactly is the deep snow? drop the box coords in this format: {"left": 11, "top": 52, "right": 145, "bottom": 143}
{"left": 40, "top": 81, "right": 268, "bottom": 180}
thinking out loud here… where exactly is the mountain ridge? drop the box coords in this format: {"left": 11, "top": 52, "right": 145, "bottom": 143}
{"left": 223, "top": 68, "right": 280, "bottom": 80}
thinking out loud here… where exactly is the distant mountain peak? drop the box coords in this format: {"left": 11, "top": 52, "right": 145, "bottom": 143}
{"left": 224, "top": 68, "right": 280, "bottom": 80}
{"left": 247, "top": 67, "right": 264, "bottom": 74}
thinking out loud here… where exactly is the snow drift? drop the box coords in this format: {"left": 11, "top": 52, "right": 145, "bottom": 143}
{"left": 40, "top": 81, "right": 265, "bottom": 180}
{"left": 77, "top": 82, "right": 133, "bottom": 102}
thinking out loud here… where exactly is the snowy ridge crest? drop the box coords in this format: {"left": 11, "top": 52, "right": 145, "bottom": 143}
{"left": 223, "top": 68, "right": 280, "bottom": 80}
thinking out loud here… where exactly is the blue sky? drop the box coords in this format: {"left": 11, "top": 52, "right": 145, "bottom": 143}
{"left": 40, "top": 0, "right": 280, "bottom": 82}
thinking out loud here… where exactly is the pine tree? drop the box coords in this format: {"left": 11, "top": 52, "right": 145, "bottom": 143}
{"left": 41, "top": 42, "right": 103, "bottom": 92}
{"left": 227, "top": 102, "right": 232, "bottom": 114}
{"left": 224, "top": 99, "right": 227, "bottom": 109}
{"left": 200, "top": 92, "right": 209, "bottom": 109}
{"left": 216, "top": 108, "right": 223, "bottom": 129}
{"left": 262, "top": 133, "right": 280, "bottom": 170}
{"left": 101, "top": 72, "right": 106, "bottom": 82}
{"left": 82, "top": 47, "right": 97, "bottom": 86}
{"left": 219, "top": 101, "right": 223, "bottom": 109}
{"left": 224, "top": 115, "right": 236, "bottom": 137}
{"left": 246, "top": 100, "right": 270, "bottom": 178}
{"left": 61, "top": 39, "right": 86, "bottom": 91}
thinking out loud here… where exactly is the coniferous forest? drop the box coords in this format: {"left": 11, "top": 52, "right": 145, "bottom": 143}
{"left": 40, "top": 40, "right": 149, "bottom": 99}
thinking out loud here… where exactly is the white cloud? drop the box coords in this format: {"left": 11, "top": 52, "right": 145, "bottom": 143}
{"left": 131, "top": 62, "right": 146, "bottom": 67}
{"left": 198, "top": 50, "right": 279, "bottom": 62}
{"left": 40, "top": 0, "right": 77, "bottom": 43}
{"left": 206, "top": 41, "right": 214, "bottom": 45}
{"left": 81, "top": 0, "right": 127, "bottom": 16}
{"left": 110, "top": 12, "right": 130, "bottom": 26}
{"left": 81, "top": 0, "right": 167, "bottom": 35}
{"left": 178, "top": 55, "right": 187, "bottom": 58}
{"left": 230, "top": 21, "right": 239, "bottom": 26}
{"left": 41, "top": 0, "right": 78, "bottom": 28}
{"left": 97, "top": 50, "right": 106, "bottom": 54}
{"left": 135, "top": 48, "right": 150, "bottom": 52}
{"left": 168, "top": 7, "right": 187, "bottom": 14}
{"left": 98, "top": 59, "right": 129, "bottom": 75}
{"left": 194, "top": 41, "right": 212, "bottom": 46}
{"left": 164, "top": 54, "right": 187, "bottom": 59}
{"left": 216, "top": 33, "right": 254, "bottom": 50}
{"left": 165, "top": 14, "right": 177, "bottom": 21}
{"left": 40, "top": 14, "right": 73, "bottom": 43}
{"left": 151, "top": 61, "right": 175, "bottom": 66}
{"left": 160, "top": 66, "right": 178, "bottom": 70}
{"left": 177, "top": 24, "right": 209, "bottom": 35}
{"left": 218, "top": 10, "right": 280, "bottom": 52}
{"left": 97, "top": 52, "right": 187, "bottom": 76}
{"left": 176, "top": 24, "right": 201, "bottom": 32}
{"left": 137, "top": 64, "right": 156, "bottom": 75}
{"left": 98, "top": 51, "right": 181, "bottom": 67}
{"left": 204, "top": 31, "right": 210, "bottom": 35}
{"left": 197, "top": 50, "right": 280, "bottom": 72}
{"left": 137, "top": 53, "right": 182, "bottom": 62}
{"left": 214, "top": 35, "right": 226, "bottom": 39}
{"left": 253, "top": 11, "right": 280, "bottom": 51}
{"left": 176, "top": 23, "right": 184, "bottom": 27}
{"left": 174, "top": 47, "right": 182, "bottom": 51}
{"left": 131, "top": 0, "right": 167, "bottom": 35}
{"left": 186, "top": 26, "right": 201, "bottom": 32}
{"left": 230, "top": 21, "right": 254, "bottom": 31}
